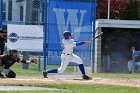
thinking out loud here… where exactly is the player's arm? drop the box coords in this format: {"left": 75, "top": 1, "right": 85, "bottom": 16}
{"left": 18, "top": 58, "right": 37, "bottom": 64}
{"left": 13, "top": 56, "right": 29, "bottom": 63}
{"left": 14, "top": 57, "right": 26, "bottom": 63}
{"left": 74, "top": 41, "right": 90, "bottom": 46}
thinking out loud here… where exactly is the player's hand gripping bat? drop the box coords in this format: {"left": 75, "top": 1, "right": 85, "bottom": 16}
{"left": 84, "top": 32, "right": 103, "bottom": 45}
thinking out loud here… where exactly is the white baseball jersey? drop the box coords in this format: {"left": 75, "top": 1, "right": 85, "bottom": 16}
{"left": 58, "top": 39, "right": 83, "bottom": 73}
{"left": 62, "top": 39, "right": 76, "bottom": 54}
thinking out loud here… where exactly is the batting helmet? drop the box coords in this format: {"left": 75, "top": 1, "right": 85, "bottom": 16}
{"left": 63, "top": 31, "right": 72, "bottom": 39}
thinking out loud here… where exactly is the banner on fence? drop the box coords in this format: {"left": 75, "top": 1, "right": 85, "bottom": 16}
{"left": 0, "top": 0, "right": 2, "bottom": 30}
{"left": 7, "top": 24, "right": 43, "bottom": 51}
{"left": 48, "top": 1, "right": 94, "bottom": 66}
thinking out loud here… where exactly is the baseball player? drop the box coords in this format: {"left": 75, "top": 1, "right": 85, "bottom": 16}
{"left": 43, "top": 31, "right": 91, "bottom": 80}
{"left": 0, "top": 49, "right": 26, "bottom": 78}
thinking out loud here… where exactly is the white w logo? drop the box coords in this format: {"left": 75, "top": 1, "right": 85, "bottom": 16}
{"left": 53, "top": 8, "right": 87, "bottom": 40}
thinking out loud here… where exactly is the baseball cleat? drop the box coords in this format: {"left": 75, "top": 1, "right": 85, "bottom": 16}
{"left": 43, "top": 71, "right": 48, "bottom": 78}
{"left": 82, "top": 75, "right": 92, "bottom": 80}
{"left": 0, "top": 72, "right": 4, "bottom": 78}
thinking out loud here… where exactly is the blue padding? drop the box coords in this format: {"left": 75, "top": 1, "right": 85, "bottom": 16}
{"left": 0, "top": 0, "right": 2, "bottom": 30}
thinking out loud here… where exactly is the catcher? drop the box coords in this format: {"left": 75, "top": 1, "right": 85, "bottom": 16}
{"left": 43, "top": 31, "right": 91, "bottom": 80}
{"left": 0, "top": 49, "right": 27, "bottom": 78}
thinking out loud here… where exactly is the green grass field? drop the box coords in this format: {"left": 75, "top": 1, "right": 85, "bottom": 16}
{"left": 0, "top": 63, "right": 140, "bottom": 93}
{"left": 93, "top": 73, "right": 140, "bottom": 79}
{"left": 11, "top": 63, "right": 140, "bottom": 79}
{"left": 0, "top": 83, "right": 140, "bottom": 93}
{"left": 10, "top": 63, "right": 75, "bottom": 77}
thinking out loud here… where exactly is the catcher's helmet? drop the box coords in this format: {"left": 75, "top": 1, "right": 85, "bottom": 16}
{"left": 63, "top": 31, "right": 72, "bottom": 39}
{"left": 9, "top": 49, "right": 18, "bottom": 55}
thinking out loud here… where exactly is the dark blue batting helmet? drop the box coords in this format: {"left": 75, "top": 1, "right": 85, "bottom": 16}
{"left": 63, "top": 31, "right": 72, "bottom": 39}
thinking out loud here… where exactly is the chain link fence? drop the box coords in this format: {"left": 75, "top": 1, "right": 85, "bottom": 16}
{"left": 1, "top": 0, "right": 140, "bottom": 74}
{"left": 1, "top": 0, "right": 96, "bottom": 75}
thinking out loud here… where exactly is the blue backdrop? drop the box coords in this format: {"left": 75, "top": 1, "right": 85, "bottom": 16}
{"left": 48, "top": 1, "right": 94, "bottom": 66}
{"left": 0, "top": 0, "right": 2, "bottom": 30}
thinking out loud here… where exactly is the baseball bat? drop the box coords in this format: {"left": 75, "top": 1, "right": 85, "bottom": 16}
{"left": 90, "top": 32, "right": 103, "bottom": 41}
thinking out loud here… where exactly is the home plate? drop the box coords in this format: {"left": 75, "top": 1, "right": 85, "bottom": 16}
{"left": 0, "top": 86, "right": 60, "bottom": 91}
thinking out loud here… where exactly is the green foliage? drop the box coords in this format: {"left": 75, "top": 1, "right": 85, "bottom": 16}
{"left": 122, "top": 0, "right": 140, "bottom": 20}
{"left": 97, "top": 0, "right": 130, "bottom": 19}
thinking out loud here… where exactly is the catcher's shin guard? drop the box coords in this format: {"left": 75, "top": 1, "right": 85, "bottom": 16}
{"left": 6, "top": 70, "right": 16, "bottom": 78}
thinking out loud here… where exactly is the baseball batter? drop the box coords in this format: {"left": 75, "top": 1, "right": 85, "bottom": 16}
{"left": 43, "top": 31, "right": 91, "bottom": 80}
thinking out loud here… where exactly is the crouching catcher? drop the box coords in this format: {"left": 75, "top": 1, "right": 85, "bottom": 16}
{"left": 0, "top": 49, "right": 27, "bottom": 78}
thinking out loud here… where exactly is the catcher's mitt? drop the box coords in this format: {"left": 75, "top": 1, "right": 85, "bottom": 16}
{"left": 30, "top": 59, "right": 37, "bottom": 64}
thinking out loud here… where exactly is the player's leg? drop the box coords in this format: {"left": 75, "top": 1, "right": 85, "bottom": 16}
{"left": 70, "top": 54, "right": 85, "bottom": 74}
{"left": 3, "top": 69, "right": 16, "bottom": 78}
{"left": 71, "top": 54, "right": 91, "bottom": 80}
{"left": 44, "top": 54, "right": 69, "bottom": 78}
{"left": 0, "top": 70, "right": 4, "bottom": 78}
{"left": 0, "top": 68, "right": 4, "bottom": 78}
{"left": 128, "top": 60, "right": 132, "bottom": 73}
{"left": 0, "top": 61, "right": 4, "bottom": 78}
{"left": 135, "top": 62, "right": 140, "bottom": 72}
{"left": 57, "top": 55, "right": 69, "bottom": 73}
{"left": 0, "top": 72, "right": 4, "bottom": 77}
